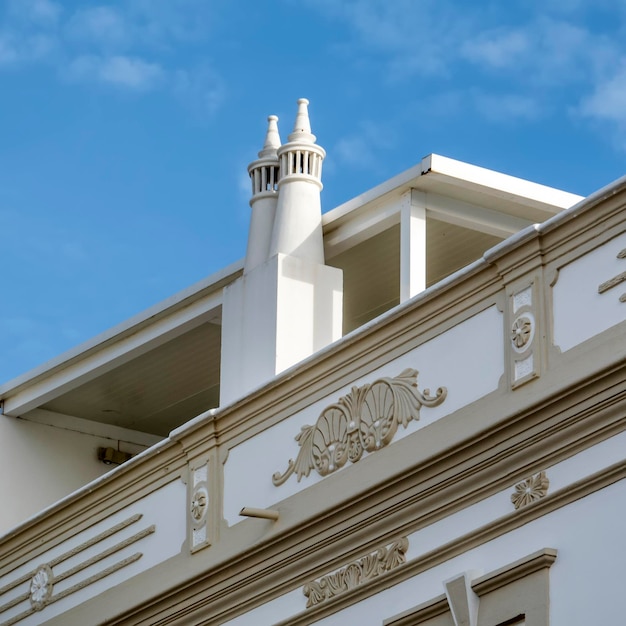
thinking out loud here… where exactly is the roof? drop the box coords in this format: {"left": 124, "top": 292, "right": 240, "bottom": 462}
{"left": 0, "top": 155, "right": 583, "bottom": 437}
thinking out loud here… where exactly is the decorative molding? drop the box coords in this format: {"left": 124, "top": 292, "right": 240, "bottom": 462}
{"left": 385, "top": 549, "right": 557, "bottom": 626}
{"left": 275, "top": 462, "right": 623, "bottom": 626}
{"left": 508, "top": 283, "right": 539, "bottom": 388}
{"left": 189, "top": 461, "right": 211, "bottom": 552}
{"left": 29, "top": 565, "right": 53, "bottom": 611}
{"left": 273, "top": 369, "right": 447, "bottom": 486}
{"left": 513, "top": 286, "right": 532, "bottom": 313}
{"left": 472, "top": 547, "right": 557, "bottom": 596}
{"left": 514, "top": 354, "right": 534, "bottom": 380}
{"left": 511, "top": 315, "right": 533, "bottom": 350}
{"left": 190, "top": 486, "right": 208, "bottom": 523}
{"left": 0, "top": 514, "right": 153, "bottom": 626}
{"left": 303, "top": 537, "right": 408, "bottom": 608}
{"left": 510, "top": 471, "right": 549, "bottom": 509}
{"left": 598, "top": 248, "right": 626, "bottom": 302}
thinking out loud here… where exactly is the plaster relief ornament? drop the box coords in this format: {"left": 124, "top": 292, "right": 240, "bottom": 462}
{"left": 29, "top": 564, "right": 53, "bottom": 610}
{"left": 273, "top": 369, "right": 447, "bottom": 486}
{"left": 511, "top": 315, "right": 533, "bottom": 349}
{"left": 303, "top": 537, "right": 409, "bottom": 608}
{"left": 190, "top": 486, "right": 208, "bottom": 523}
{"left": 510, "top": 471, "right": 549, "bottom": 510}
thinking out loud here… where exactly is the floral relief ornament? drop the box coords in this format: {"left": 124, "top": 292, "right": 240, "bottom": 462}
{"left": 30, "top": 564, "right": 54, "bottom": 610}
{"left": 511, "top": 471, "right": 549, "bottom": 510}
{"left": 190, "top": 485, "right": 208, "bottom": 523}
{"left": 303, "top": 537, "right": 409, "bottom": 608}
{"left": 273, "top": 368, "right": 447, "bottom": 486}
{"left": 511, "top": 315, "right": 533, "bottom": 350}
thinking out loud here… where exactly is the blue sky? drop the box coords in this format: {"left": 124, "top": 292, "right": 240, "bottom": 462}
{"left": 1, "top": 0, "right": 625, "bottom": 384}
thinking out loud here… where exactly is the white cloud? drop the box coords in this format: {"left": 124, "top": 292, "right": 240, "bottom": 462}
{"left": 66, "top": 6, "right": 129, "bottom": 49}
{"left": 68, "top": 54, "right": 164, "bottom": 91}
{"left": 97, "top": 55, "right": 163, "bottom": 89}
{"left": 334, "top": 120, "right": 395, "bottom": 170}
{"left": 0, "top": 31, "right": 57, "bottom": 66}
{"left": 579, "top": 61, "right": 626, "bottom": 129}
{"left": 0, "top": 1, "right": 224, "bottom": 114}
{"left": 173, "top": 66, "right": 225, "bottom": 117}
{"left": 0, "top": 35, "right": 19, "bottom": 66}
{"left": 127, "top": 0, "right": 218, "bottom": 45}
{"left": 473, "top": 92, "right": 542, "bottom": 123}
{"left": 302, "top": 0, "right": 466, "bottom": 78}
{"left": 462, "top": 29, "right": 530, "bottom": 69}
{"left": 7, "top": 0, "right": 61, "bottom": 25}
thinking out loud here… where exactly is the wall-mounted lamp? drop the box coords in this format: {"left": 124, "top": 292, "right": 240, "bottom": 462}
{"left": 97, "top": 447, "right": 133, "bottom": 466}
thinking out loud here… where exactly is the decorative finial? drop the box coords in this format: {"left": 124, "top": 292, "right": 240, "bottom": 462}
{"left": 258, "top": 115, "right": 281, "bottom": 158}
{"left": 288, "top": 98, "right": 316, "bottom": 143}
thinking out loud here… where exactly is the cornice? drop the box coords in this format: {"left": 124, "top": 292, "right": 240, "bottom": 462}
{"left": 107, "top": 459, "right": 624, "bottom": 626}
{"left": 85, "top": 360, "right": 626, "bottom": 625}
{"left": 384, "top": 547, "right": 557, "bottom": 626}
{"left": 471, "top": 547, "right": 557, "bottom": 596}
{"left": 539, "top": 186, "right": 626, "bottom": 266}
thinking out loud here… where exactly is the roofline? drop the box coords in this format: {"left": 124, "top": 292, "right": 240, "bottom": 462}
{"left": 2, "top": 168, "right": 624, "bottom": 538}
{"left": 0, "top": 154, "right": 589, "bottom": 402}
{"left": 322, "top": 153, "right": 583, "bottom": 229}
{"left": 179, "top": 169, "right": 625, "bottom": 438}
{"left": 0, "top": 259, "right": 244, "bottom": 398}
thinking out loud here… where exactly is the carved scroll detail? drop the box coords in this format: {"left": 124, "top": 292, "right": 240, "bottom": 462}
{"left": 511, "top": 471, "right": 549, "bottom": 509}
{"left": 303, "top": 537, "right": 409, "bottom": 608}
{"left": 273, "top": 369, "right": 446, "bottom": 486}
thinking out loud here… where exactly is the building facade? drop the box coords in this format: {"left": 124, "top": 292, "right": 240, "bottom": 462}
{"left": 0, "top": 99, "right": 624, "bottom": 625}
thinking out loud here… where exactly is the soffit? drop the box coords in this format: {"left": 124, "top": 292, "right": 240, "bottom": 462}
{"left": 426, "top": 218, "right": 503, "bottom": 286}
{"left": 322, "top": 154, "right": 581, "bottom": 258}
{"left": 329, "top": 225, "right": 400, "bottom": 333}
{"left": 40, "top": 321, "right": 221, "bottom": 437}
{"left": 329, "top": 219, "right": 503, "bottom": 335}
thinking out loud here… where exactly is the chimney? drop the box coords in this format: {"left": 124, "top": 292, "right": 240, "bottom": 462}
{"left": 220, "top": 99, "right": 343, "bottom": 405}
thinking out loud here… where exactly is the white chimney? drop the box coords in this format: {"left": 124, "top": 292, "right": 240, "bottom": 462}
{"left": 220, "top": 99, "right": 343, "bottom": 405}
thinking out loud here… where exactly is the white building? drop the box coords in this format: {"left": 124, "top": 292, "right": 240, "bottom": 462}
{"left": 0, "top": 99, "right": 624, "bottom": 626}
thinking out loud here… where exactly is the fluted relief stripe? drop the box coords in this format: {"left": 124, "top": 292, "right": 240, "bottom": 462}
{"left": 0, "top": 514, "right": 152, "bottom": 626}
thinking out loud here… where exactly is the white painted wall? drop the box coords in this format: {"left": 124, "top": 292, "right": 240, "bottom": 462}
{"left": 0, "top": 479, "right": 186, "bottom": 626}
{"left": 223, "top": 432, "right": 626, "bottom": 625}
{"left": 553, "top": 231, "right": 626, "bottom": 352}
{"left": 0, "top": 415, "right": 154, "bottom": 535}
{"left": 223, "top": 306, "right": 504, "bottom": 524}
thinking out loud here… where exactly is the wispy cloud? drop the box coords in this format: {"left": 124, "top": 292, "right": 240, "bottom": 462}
{"left": 472, "top": 91, "right": 543, "bottom": 123}
{"left": 462, "top": 29, "right": 530, "bottom": 70}
{"left": 303, "top": 0, "right": 626, "bottom": 147}
{"left": 579, "top": 60, "right": 626, "bottom": 144}
{"left": 0, "top": 0, "right": 223, "bottom": 113}
{"left": 67, "top": 54, "right": 164, "bottom": 91}
{"left": 66, "top": 6, "right": 130, "bottom": 49}
{"left": 0, "top": 35, "right": 20, "bottom": 66}
{"left": 333, "top": 120, "right": 395, "bottom": 171}
{"left": 173, "top": 65, "right": 225, "bottom": 117}
{"left": 7, "top": 0, "right": 62, "bottom": 25}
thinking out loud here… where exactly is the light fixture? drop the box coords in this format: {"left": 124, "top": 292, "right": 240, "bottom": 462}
{"left": 97, "top": 447, "right": 133, "bottom": 466}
